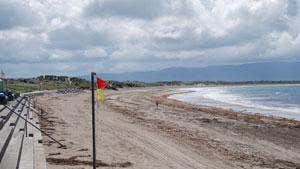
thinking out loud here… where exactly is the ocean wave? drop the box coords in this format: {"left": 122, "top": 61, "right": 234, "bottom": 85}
{"left": 171, "top": 86, "right": 300, "bottom": 120}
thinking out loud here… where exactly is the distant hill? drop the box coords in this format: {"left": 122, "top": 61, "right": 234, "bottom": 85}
{"left": 82, "top": 62, "right": 300, "bottom": 82}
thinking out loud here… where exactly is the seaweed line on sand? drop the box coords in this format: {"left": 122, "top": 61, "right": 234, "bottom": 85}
{"left": 46, "top": 156, "right": 133, "bottom": 168}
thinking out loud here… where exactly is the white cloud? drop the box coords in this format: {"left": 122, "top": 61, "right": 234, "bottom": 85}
{"left": 84, "top": 47, "right": 107, "bottom": 58}
{"left": 0, "top": 0, "right": 299, "bottom": 77}
{"left": 84, "top": 0, "right": 166, "bottom": 19}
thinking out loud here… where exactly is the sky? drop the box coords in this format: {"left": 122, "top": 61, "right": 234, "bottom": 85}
{"left": 0, "top": 0, "right": 299, "bottom": 77}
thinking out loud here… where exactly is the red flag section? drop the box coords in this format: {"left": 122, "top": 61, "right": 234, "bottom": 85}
{"left": 96, "top": 77, "right": 107, "bottom": 89}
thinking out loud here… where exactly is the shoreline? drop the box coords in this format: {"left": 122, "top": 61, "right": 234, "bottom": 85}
{"left": 167, "top": 85, "right": 300, "bottom": 122}
{"left": 162, "top": 91, "right": 300, "bottom": 127}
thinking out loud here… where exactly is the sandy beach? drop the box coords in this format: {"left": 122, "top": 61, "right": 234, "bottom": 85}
{"left": 34, "top": 87, "right": 300, "bottom": 169}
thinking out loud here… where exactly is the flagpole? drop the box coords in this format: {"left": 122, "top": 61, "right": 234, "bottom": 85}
{"left": 91, "top": 72, "right": 97, "bottom": 169}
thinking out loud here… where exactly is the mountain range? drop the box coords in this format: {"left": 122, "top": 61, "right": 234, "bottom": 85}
{"left": 83, "top": 62, "right": 300, "bottom": 82}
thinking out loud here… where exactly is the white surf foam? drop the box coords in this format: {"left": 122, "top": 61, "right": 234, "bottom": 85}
{"left": 170, "top": 87, "right": 300, "bottom": 120}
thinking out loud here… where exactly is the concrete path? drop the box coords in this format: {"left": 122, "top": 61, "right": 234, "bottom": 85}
{"left": 0, "top": 98, "right": 47, "bottom": 169}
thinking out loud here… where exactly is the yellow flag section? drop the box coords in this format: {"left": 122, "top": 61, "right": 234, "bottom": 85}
{"left": 97, "top": 88, "right": 105, "bottom": 101}
{"left": 96, "top": 77, "right": 107, "bottom": 102}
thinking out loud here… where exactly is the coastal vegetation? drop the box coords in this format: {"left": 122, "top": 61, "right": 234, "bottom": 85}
{"left": 6, "top": 75, "right": 300, "bottom": 93}
{"left": 7, "top": 75, "right": 90, "bottom": 93}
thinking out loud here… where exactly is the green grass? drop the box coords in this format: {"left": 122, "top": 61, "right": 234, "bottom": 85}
{"left": 6, "top": 76, "right": 91, "bottom": 94}
{"left": 7, "top": 81, "right": 40, "bottom": 93}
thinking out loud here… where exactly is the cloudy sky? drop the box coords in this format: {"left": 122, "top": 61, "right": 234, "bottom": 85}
{"left": 0, "top": 0, "right": 299, "bottom": 77}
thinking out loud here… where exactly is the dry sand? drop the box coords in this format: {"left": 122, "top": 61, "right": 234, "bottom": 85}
{"left": 34, "top": 87, "right": 300, "bottom": 169}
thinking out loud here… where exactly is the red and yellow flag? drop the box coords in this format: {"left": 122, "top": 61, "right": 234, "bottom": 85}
{"left": 96, "top": 77, "right": 107, "bottom": 101}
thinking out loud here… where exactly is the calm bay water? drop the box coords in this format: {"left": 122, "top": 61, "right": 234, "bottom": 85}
{"left": 170, "top": 85, "right": 300, "bottom": 120}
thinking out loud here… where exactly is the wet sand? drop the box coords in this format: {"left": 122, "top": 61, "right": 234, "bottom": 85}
{"left": 34, "top": 87, "right": 300, "bottom": 169}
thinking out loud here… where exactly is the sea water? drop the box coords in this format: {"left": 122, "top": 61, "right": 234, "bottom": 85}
{"left": 170, "top": 85, "right": 300, "bottom": 120}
